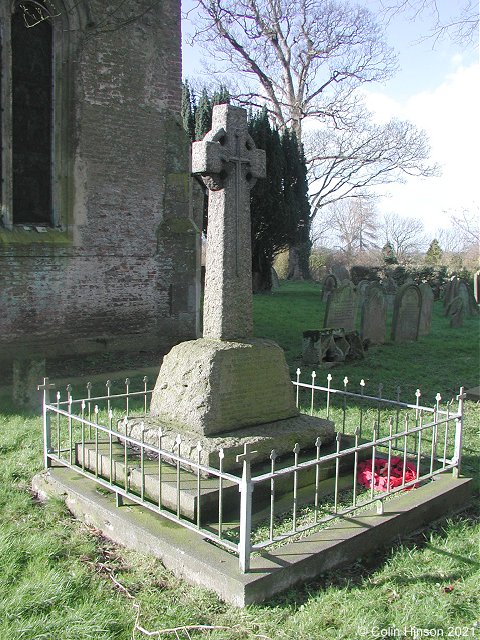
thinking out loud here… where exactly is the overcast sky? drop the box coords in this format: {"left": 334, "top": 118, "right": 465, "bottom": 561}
{"left": 181, "top": 0, "right": 479, "bottom": 237}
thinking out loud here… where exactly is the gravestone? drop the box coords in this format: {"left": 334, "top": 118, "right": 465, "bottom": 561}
{"left": 356, "top": 279, "right": 371, "bottom": 310}
{"left": 322, "top": 274, "right": 337, "bottom": 302}
{"left": 391, "top": 283, "right": 421, "bottom": 342}
{"left": 418, "top": 283, "right": 434, "bottom": 336}
{"left": 474, "top": 270, "right": 480, "bottom": 303}
{"left": 331, "top": 264, "right": 350, "bottom": 283}
{"left": 324, "top": 281, "right": 357, "bottom": 332}
{"left": 360, "top": 284, "right": 386, "bottom": 344}
{"left": 457, "top": 281, "right": 470, "bottom": 316}
{"left": 382, "top": 276, "right": 397, "bottom": 311}
{"left": 150, "top": 105, "right": 291, "bottom": 432}
{"left": 443, "top": 276, "right": 459, "bottom": 312}
{"left": 447, "top": 296, "right": 464, "bottom": 328}
{"left": 456, "top": 280, "right": 478, "bottom": 317}
{"left": 12, "top": 358, "right": 45, "bottom": 409}
{"left": 124, "top": 105, "right": 334, "bottom": 469}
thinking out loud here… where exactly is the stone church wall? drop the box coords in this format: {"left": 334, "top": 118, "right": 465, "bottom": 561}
{"left": 0, "top": 0, "right": 200, "bottom": 365}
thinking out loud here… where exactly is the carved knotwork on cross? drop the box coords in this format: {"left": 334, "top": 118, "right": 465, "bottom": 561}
{"left": 192, "top": 105, "right": 266, "bottom": 341}
{"left": 192, "top": 122, "right": 265, "bottom": 193}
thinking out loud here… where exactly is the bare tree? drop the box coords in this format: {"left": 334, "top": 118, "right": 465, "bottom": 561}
{"left": 381, "top": 0, "right": 479, "bottom": 48}
{"left": 380, "top": 212, "right": 427, "bottom": 263}
{"left": 306, "top": 115, "right": 439, "bottom": 216}
{"left": 187, "top": 0, "right": 440, "bottom": 278}
{"left": 436, "top": 227, "right": 462, "bottom": 255}
{"left": 449, "top": 206, "right": 480, "bottom": 250}
{"left": 319, "top": 197, "right": 379, "bottom": 263}
{"left": 435, "top": 229, "right": 478, "bottom": 272}
{"left": 188, "top": 0, "right": 397, "bottom": 139}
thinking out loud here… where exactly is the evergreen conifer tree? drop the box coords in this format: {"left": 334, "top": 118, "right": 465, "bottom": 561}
{"left": 211, "top": 85, "right": 231, "bottom": 108}
{"left": 249, "top": 108, "right": 285, "bottom": 291}
{"left": 181, "top": 81, "right": 196, "bottom": 142}
{"left": 425, "top": 238, "right": 443, "bottom": 266}
{"left": 194, "top": 89, "right": 212, "bottom": 141}
{"left": 282, "top": 130, "right": 311, "bottom": 279}
{"left": 184, "top": 86, "right": 310, "bottom": 291}
{"left": 382, "top": 241, "right": 398, "bottom": 265}
{"left": 193, "top": 86, "right": 230, "bottom": 141}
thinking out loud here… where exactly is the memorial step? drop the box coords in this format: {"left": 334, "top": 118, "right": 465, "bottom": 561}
{"left": 75, "top": 435, "right": 370, "bottom": 524}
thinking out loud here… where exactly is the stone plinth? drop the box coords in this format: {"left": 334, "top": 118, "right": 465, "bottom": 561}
{"left": 150, "top": 338, "right": 298, "bottom": 436}
{"left": 119, "top": 412, "right": 335, "bottom": 473}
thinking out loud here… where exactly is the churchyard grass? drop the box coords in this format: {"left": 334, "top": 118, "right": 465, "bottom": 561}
{"left": 254, "top": 281, "right": 479, "bottom": 401}
{"left": 0, "top": 280, "right": 478, "bottom": 639}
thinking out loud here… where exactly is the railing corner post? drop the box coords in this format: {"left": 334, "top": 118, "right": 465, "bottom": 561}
{"left": 38, "top": 377, "right": 55, "bottom": 469}
{"left": 453, "top": 387, "right": 465, "bottom": 478}
{"left": 237, "top": 443, "right": 256, "bottom": 573}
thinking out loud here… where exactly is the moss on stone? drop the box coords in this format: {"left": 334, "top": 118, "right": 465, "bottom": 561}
{"left": 0, "top": 228, "right": 72, "bottom": 246}
{"left": 160, "top": 217, "right": 200, "bottom": 235}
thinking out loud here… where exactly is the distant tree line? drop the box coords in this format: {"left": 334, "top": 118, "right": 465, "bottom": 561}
{"left": 182, "top": 83, "right": 310, "bottom": 292}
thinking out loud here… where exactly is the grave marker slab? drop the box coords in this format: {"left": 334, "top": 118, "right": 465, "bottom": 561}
{"left": 322, "top": 274, "right": 337, "bottom": 302}
{"left": 447, "top": 296, "right": 464, "bottom": 328}
{"left": 457, "top": 281, "right": 470, "bottom": 318}
{"left": 443, "top": 276, "right": 459, "bottom": 312}
{"left": 474, "top": 270, "right": 480, "bottom": 304}
{"left": 356, "top": 279, "right": 371, "bottom": 310}
{"left": 456, "top": 279, "right": 478, "bottom": 317}
{"left": 13, "top": 358, "right": 45, "bottom": 409}
{"left": 324, "top": 281, "right": 357, "bottom": 332}
{"left": 382, "top": 276, "right": 397, "bottom": 311}
{"left": 360, "top": 284, "right": 386, "bottom": 344}
{"left": 418, "top": 283, "right": 434, "bottom": 336}
{"left": 391, "top": 284, "right": 421, "bottom": 342}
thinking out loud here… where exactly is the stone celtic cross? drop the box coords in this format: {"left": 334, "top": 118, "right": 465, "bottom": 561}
{"left": 192, "top": 105, "right": 266, "bottom": 341}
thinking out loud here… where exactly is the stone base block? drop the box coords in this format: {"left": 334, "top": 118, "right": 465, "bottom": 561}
{"left": 118, "top": 413, "right": 335, "bottom": 472}
{"left": 149, "top": 338, "right": 298, "bottom": 436}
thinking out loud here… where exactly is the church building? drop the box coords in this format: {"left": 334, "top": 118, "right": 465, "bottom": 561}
{"left": 0, "top": 0, "right": 200, "bottom": 392}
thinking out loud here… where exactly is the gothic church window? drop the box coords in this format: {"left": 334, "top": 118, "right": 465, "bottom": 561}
{"left": 1, "top": 1, "right": 58, "bottom": 228}
{"left": 12, "top": 3, "right": 53, "bottom": 224}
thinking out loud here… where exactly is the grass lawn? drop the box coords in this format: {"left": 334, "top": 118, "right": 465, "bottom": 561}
{"left": 0, "top": 281, "right": 478, "bottom": 639}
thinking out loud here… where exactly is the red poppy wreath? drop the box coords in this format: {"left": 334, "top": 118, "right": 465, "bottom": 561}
{"left": 357, "top": 456, "right": 418, "bottom": 491}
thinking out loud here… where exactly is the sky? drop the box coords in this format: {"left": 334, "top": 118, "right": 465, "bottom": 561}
{"left": 359, "top": 0, "right": 479, "bottom": 236}
{"left": 181, "top": 0, "right": 479, "bottom": 238}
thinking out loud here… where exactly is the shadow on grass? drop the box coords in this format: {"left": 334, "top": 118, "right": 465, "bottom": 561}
{"left": 0, "top": 392, "right": 41, "bottom": 418}
{"left": 262, "top": 505, "right": 480, "bottom": 609}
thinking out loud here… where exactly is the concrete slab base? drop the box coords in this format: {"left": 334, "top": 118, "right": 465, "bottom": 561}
{"left": 33, "top": 467, "right": 472, "bottom": 607}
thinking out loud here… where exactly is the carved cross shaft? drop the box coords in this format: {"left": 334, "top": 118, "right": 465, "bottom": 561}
{"left": 192, "top": 105, "right": 266, "bottom": 341}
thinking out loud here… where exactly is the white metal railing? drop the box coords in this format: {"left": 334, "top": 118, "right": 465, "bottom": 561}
{"left": 38, "top": 372, "right": 465, "bottom": 573}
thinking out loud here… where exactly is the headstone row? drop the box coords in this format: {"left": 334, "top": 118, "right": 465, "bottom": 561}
{"left": 322, "top": 280, "right": 434, "bottom": 344}
{"left": 322, "top": 272, "right": 479, "bottom": 341}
